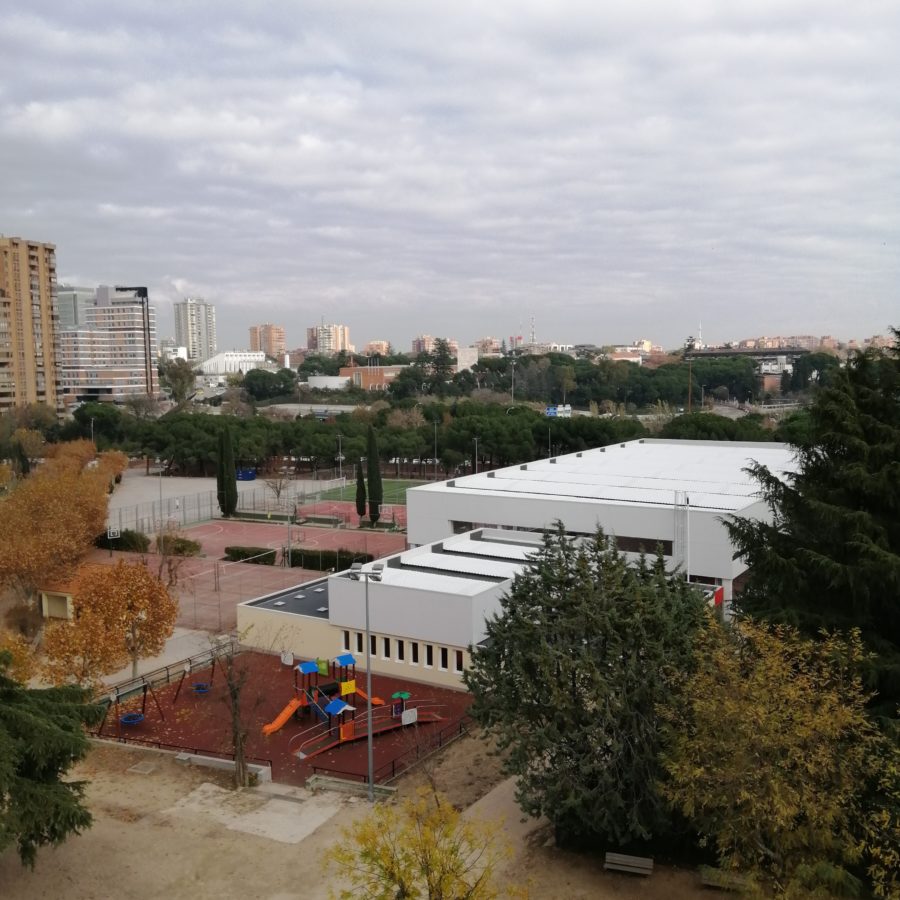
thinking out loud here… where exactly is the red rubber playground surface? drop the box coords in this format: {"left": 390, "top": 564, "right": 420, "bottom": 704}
{"left": 103, "top": 652, "right": 472, "bottom": 786}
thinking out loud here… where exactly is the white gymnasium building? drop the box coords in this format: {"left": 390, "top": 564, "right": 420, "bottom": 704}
{"left": 238, "top": 438, "right": 796, "bottom": 687}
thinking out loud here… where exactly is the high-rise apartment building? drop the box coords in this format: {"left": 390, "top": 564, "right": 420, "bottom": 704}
{"left": 0, "top": 236, "right": 60, "bottom": 412}
{"left": 57, "top": 285, "right": 96, "bottom": 329}
{"left": 249, "top": 323, "right": 286, "bottom": 359}
{"left": 306, "top": 323, "right": 351, "bottom": 355}
{"left": 57, "top": 285, "right": 158, "bottom": 405}
{"left": 174, "top": 297, "right": 217, "bottom": 362}
{"left": 363, "top": 340, "right": 391, "bottom": 356}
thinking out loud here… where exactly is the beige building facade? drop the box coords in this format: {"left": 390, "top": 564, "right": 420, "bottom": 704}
{"left": 249, "top": 323, "right": 286, "bottom": 358}
{"left": 0, "top": 236, "right": 60, "bottom": 412}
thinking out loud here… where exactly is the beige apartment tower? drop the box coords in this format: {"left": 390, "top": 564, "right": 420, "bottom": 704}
{"left": 249, "top": 323, "right": 286, "bottom": 359}
{"left": 0, "top": 236, "right": 60, "bottom": 412}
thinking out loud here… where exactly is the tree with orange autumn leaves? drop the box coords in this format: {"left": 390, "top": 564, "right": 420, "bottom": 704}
{"left": 0, "top": 441, "right": 126, "bottom": 607}
{"left": 43, "top": 560, "right": 178, "bottom": 684}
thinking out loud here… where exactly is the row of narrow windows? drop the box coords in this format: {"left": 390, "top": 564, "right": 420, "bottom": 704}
{"left": 341, "top": 630, "right": 465, "bottom": 674}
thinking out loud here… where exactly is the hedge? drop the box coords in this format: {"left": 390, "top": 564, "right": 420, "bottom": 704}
{"left": 287, "top": 549, "right": 374, "bottom": 571}
{"left": 156, "top": 535, "right": 202, "bottom": 557}
{"left": 224, "top": 545, "right": 277, "bottom": 565}
{"left": 94, "top": 529, "right": 151, "bottom": 553}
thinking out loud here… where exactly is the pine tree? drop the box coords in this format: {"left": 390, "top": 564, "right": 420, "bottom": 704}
{"left": 366, "top": 426, "right": 382, "bottom": 525}
{"left": 355, "top": 459, "right": 367, "bottom": 520}
{"left": 464, "top": 525, "right": 707, "bottom": 848}
{"left": 0, "top": 650, "right": 105, "bottom": 867}
{"left": 726, "top": 332, "right": 900, "bottom": 718}
{"left": 217, "top": 427, "right": 238, "bottom": 517}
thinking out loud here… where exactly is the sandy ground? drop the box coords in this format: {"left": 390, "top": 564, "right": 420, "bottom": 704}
{"left": 1, "top": 735, "right": 707, "bottom": 900}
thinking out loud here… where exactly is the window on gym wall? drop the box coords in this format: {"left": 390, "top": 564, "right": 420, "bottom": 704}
{"left": 342, "top": 630, "right": 350, "bottom": 651}
{"left": 440, "top": 647, "right": 448, "bottom": 670}
{"left": 397, "top": 640, "right": 405, "bottom": 661}
{"left": 454, "top": 650, "right": 464, "bottom": 673}
{"left": 425, "top": 644, "right": 433, "bottom": 667}
{"left": 411, "top": 642, "right": 419, "bottom": 665}
{"left": 382, "top": 637, "right": 391, "bottom": 659}
{"left": 370, "top": 634, "right": 376, "bottom": 656}
{"left": 356, "top": 632, "right": 363, "bottom": 653}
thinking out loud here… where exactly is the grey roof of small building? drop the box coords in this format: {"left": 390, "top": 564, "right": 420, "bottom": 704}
{"left": 246, "top": 577, "right": 331, "bottom": 618}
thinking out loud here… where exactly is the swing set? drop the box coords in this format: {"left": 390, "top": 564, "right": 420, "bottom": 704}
{"left": 172, "top": 657, "right": 217, "bottom": 703}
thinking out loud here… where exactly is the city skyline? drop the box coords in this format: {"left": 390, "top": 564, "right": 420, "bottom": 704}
{"left": 1, "top": 3, "right": 897, "bottom": 349}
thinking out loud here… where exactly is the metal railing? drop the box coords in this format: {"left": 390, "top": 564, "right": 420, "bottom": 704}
{"left": 310, "top": 716, "right": 472, "bottom": 784}
{"left": 97, "top": 640, "right": 239, "bottom": 700}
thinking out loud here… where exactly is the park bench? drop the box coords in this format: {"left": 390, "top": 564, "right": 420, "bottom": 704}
{"left": 699, "top": 866, "right": 753, "bottom": 892}
{"left": 603, "top": 852, "right": 653, "bottom": 876}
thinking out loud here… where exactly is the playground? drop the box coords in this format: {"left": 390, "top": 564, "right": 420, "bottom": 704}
{"left": 100, "top": 650, "right": 472, "bottom": 787}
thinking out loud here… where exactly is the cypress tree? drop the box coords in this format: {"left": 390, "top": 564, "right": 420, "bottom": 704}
{"left": 355, "top": 459, "right": 367, "bottom": 520}
{"left": 366, "top": 425, "right": 383, "bottom": 525}
{"left": 217, "top": 427, "right": 238, "bottom": 517}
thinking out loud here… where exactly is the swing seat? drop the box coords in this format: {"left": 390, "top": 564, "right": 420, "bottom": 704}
{"left": 120, "top": 713, "right": 145, "bottom": 726}
{"left": 191, "top": 682, "right": 210, "bottom": 694}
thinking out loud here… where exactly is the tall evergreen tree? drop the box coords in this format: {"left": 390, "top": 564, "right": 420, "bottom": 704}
{"left": 366, "top": 426, "right": 383, "bottom": 525}
{"left": 726, "top": 333, "right": 900, "bottom": 718}
{"left": 464, "top": 525, "right": 707, "bottom": 847}
{"left": 0, "top": 650, "right": 105, "bottom": 867}
{"left": 355, "top": 459, "right": 367, "bottom": 520}
{"left": 216, "top": 427, "right": 238, "bottom": 517}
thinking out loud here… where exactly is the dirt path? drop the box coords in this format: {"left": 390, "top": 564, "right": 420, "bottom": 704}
{"left": 1, "top": 739, "right": 708, "bottom": 900}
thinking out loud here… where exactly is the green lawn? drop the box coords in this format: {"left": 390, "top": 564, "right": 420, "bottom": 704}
{"left": 314, "top": 479, "right": 427, "bottom": 504}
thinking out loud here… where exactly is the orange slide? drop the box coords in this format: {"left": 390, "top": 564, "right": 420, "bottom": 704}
{"left": 262, "top": 697, "right": 304, "bottom": 735}
{"left": 355, "top": 688, "right": 384, "bottom": 706}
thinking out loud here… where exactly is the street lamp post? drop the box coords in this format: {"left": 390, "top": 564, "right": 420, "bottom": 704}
{"left": 473, "top": 436, "right": 479, "bottom": 474}
{"left": 90, "top": 417, "right": 95, "bottom": 447}
{"left": 155, "top": 457, "right": 163, "bottom": 545}
{"left": 433, "top": 421, "right": 438, "bottom": 481}
{"left": 351, "top": 562, "right": 383, "bottom": 802}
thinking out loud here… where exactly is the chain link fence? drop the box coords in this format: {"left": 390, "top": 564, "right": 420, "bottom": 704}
{"left": 108, "top": 477, "right": 347, "bottom": 534}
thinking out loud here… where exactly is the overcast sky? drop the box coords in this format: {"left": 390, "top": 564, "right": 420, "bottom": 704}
{"left": 1, "top": 1, "right": 897, "bottom": 352}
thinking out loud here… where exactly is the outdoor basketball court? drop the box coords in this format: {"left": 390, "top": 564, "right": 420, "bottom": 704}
{"left": 88, "top": 522, "right": 407, "bottom": 633}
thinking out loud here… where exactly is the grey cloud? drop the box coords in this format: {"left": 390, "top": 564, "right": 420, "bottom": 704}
{"left": 1, "top": 1, "right": 898, "bottom": 349}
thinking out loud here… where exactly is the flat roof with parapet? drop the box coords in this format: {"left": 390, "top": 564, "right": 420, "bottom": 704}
{"left": 245, "top": 577, "right": 332, "bottom": 618}
{"left": 409, "top": 438, "right": 797, "bottom": 513}
{"left": 239, "top": 531, "right": 544, "bottom": 618}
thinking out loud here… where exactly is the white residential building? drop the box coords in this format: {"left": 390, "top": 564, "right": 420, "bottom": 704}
{"left": 57, "top": 285, "right": 158, "bottom": 404}
{"left": 174, "top": 297, "right": 217, "bottom": 363}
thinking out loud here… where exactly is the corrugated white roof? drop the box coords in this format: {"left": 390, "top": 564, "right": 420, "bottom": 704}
{"left": 414, "top": 440, "right": 796, "bottom": 513}
{"left": 398, "top": 550, "right": 523, "bottom": 579}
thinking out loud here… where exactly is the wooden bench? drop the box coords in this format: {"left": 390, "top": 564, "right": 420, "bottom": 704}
{"left": 699, "top": 866, "right": 753, "bottom": 892}
{"left": 604, "top": 852, "right": 654, "bottom": 876}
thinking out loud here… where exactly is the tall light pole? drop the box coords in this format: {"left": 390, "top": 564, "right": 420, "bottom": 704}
{"left": 473, "top": 436, "right": 479, "bottom": 474}
{"left": 433, "top": 420, "right": 438, "bottom": 480}
{"left": 351, "top": 562, "right": 383, "bottom": 802}
{"left": 155, "top": 456, "right": 163, "bottom": 546}
{"left": 90, "top": 417, "right": 95, "bottom": 448}
{"left": 337, "top": 433, "right": 343, "bottom": 481}
{"left": 510, "top": 357, "right": 516, "bottom": 404}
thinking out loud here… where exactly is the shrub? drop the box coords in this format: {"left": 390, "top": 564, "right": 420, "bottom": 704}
{"left": 156, "top": 535, "right": 202, "bottom": 557}
{"left": 224, "top": 546, "right": 276, "bottom": 565}
{"left": 94, "top": 529, "right": 151, "bottom": 553}
{"left": 288, "top": 548, "right": 374, "bottom": 570}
